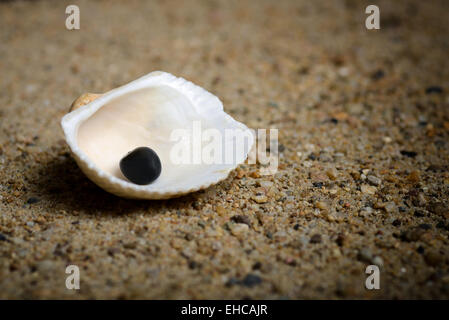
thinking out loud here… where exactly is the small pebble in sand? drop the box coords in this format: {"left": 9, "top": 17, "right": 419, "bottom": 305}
{"left": 427, "top": 202, "right": 448, "bottom": 218}
{"left": 424, "top": 251, "right": 444, "bottom": 266}
{"left": 26, "top": 197, "right": 40, "bottom": 204}
{"left": 400, "top": 227, "right": 425, "bottom": 242}
{"left": 319, "top": 153, "right": 333, "bottom": 162}
{"left": 249, "top": 171, "right": 261, "bottom": 178}
{"left": 188, "top": 261, "right": 200, "bottom": 269}
{"left": 372, "top": 256, "right": 384, "bottom": 267}
{"left": 258, "top": 181, "right": 273, "bottom": 188}
{"left": 357, "top": 248, "right": 373, "bottom": 264}
{"left": 411, "top": 192, "right": 426, "bottom": 207}
{"left": 383, "top": 202, "right": 397, "bottom": 213}
{"left": 226, "top": 274, "right": 262, "bottom": 288}
{"left": 382, "top": 136, "right": 392, "bottom": 143}
{"left": 425, "top": 86, "right": 443, "bottom": 94}
{"left": 436, "top": 221, "right": 447, "bottom": 229}
{"left": 407, "top": 171, "right": 420, "bottom": 183}
{"left": 310, "top": 234, "right": 322, "bottom": 244}
{"left": 315, "top": 201, "right": 328, "bottom": 210}
{"left": 302, "top": 161, "right": 313, "bottom": 168}
{"left": 313, "top": 182, "right": 324, "bottom": 188}
{"left": 326, "top": 168, "right": 338, "bottom": 180}
{"left": 367, "top": 175, "right": 381, "bottom": 186}
{"left": 242, "top": 274, "right": 263, "bottom": 287}
{"left": 371, "top": 69, "right": 385, "bottom": 80}
{"left": 400, "top": 150, "right": 417, "bottom": 158}
{"left": 350, "top": 171, "right": 361, "bottom": 180}
{"left": 418, "top": 223, "right": 432, "bottom": 230}
{"left": 36, "top": 260, "right": 54, "bottom": 272}
{"left": 230, "top": 223, "right": 249, "bottom": 237}
{"left": 252, "top": 194, "right": 268, "bottom": 204}
{"left": 361, "top": 185, "right": 377, "bottom": 195}
{"left": 215, "top": 206, "right": 226, "bottom": 215}
{"left": 335, "top": 234, "right": 346, "bottom": 247}
{"left": 231, "top": 215, "right": 251, "bottom": 227}
{"left": 360, "top": 207, "right": 373, "bottom": 215}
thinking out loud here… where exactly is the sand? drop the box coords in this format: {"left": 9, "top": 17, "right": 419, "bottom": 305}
{"left": 0, "top": 0, "right": 448, "bottom": 299}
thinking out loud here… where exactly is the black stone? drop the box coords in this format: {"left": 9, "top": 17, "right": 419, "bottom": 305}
{"left": 336, "top": 234, "right": 345, "bottom": 247}
{"left": 188, "top": 260, "right": 199, "bottom": 269}
{"left": 0, "top": 233, "right": 8, "bottom": 242}
{"left": 419, "top": 223, "right": 432, "bottom": 230}
{"left": 414, "top": 210, "right": 425, "bottom": 217}
{"left": 241, "top": 274, "right": 262, "bottom": 287}
{"left": 26, "top": 197, "right": 40, "bottom": 204}
{"left": 400, "top": 150, "right": 417, "bottom": 158}
{"left": 371, "top": 69, "right": 385, "bottom": 81}
{"left": 231, "top": 215, "right": 251, "bottom": 227}
{"left": 312, "top": 182, "right": 324, "bottom": 188}
{"left": 252, "top": 262, "right": 262, "bottom": 270}
{"left": 225, "top": 277, "right": 240, "bottom": 287}
{"left": 425, "top": 86, "right": 443, "bottom": 94}
{"left": 417, "top": 246, "right": 425, "bottom": 254}
{"left": 436, "top": 221, "right": 447, "bottom": 229}
{"left": 418, "top": 121, "right": 428, "bottom": 127}
{"left": 426, "top": 164, "right": 445, "bottom": 172}
{"left": 310, "top": 234, "right": 322, "bottom": 244}
{"left": 119, "top": 147, "right": 161, "bottom": 185}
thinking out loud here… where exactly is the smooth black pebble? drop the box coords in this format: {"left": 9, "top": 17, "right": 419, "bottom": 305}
{"left": 119, "top": 147, "right": 161, "bottom": 185}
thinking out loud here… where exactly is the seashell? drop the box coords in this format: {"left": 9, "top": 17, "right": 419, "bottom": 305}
{"left": 61, "top": 71, "right": 254, "bottom": 199}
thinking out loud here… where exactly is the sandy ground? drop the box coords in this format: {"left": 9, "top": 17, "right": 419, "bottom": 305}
{"left": 0, "top": 0, "right": 448, "bottom": 299}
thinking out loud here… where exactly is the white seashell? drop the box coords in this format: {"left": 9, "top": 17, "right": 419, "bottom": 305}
{"left": 61, "top": 71, "right": 254, "bottom": 199}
